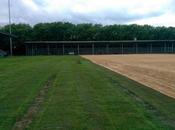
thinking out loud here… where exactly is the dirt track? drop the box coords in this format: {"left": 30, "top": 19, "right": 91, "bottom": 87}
{"left": 82, "top": 54, "right": 175, "bottom": 99}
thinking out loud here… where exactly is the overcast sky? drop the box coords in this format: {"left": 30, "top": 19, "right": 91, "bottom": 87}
{"left": 1, "top": 0, "right": 175, "bottom": 26}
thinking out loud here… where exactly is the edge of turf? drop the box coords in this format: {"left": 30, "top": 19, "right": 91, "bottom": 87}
{"left": 82, "top": 56, "right": 175, "bottom": 129}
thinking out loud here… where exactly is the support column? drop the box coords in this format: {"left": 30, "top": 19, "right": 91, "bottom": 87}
{"left": 25, "top": 45, "right": 27, "bottom": 56}
{"left": 106, "top": 44, "right": 109, "bottom": 54}
{"left": 56, "top": 44, "right": 58, "bottom": 55}
{"left": 47, "top": 44, "right": 50, "bottom": 55}
{"left": 62, "top": 44, "right": 65, "bottom": 55}
{"left": 35, "top": 44, "right": 37, "bottom": 55}
{"left": 121, "top": 43, "right": 124, "bottom": 54}
{"left": 150, "top": 43, "right": 152, "bottom": 53}
{"left": 136, "top": 43, "right": 138, "bottom": 54}
{"left": 92, "top": 43, "right": 94, "bottom": 55}
{"left": 172, "top": 42, "right": 174, "bottom": 53}
{"left": 77, "top": 44, "right": 80, "bottom": 55}
{"left": 164, "top": 42, "right": 166, "bottom": 53}
{"left": 32, "top": 44, "right": 34, "bottom": 56}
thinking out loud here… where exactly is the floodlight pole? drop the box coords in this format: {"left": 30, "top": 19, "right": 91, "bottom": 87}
{"left": 8, "top": 0, "right": 13, "bottom": 56}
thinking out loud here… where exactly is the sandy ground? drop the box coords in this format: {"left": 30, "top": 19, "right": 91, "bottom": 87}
{"left": 82, "top": 54, "right": 175, "bottom": 99}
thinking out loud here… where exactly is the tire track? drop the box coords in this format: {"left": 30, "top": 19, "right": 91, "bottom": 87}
{"left": 12, "top": 74, "right": 56, "bottom": 130}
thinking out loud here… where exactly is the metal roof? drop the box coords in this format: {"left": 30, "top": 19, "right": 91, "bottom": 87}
{"left": 25, "top": 40, "right": 175, "bottom": 44}
{"left": 0, "top": 32, "right": 17, "bottom": 38}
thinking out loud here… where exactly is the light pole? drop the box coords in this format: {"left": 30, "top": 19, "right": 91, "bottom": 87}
{"left": 8, "top": 0, "right": 13, "bottom": 56}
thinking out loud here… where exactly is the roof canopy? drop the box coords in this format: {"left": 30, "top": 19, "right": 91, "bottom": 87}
{"left": 0, "top": 32, "right": 17, "bottom": 38}
{"left": 25, "top": 40, "right": 175, "bottom": 44}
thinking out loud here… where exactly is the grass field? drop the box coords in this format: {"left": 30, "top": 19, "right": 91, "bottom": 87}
{"left": 0, "top": 56, "right": 175, "bottom": 130}
{"left": 83, "top": 54, "right": 175, "bottom": 99}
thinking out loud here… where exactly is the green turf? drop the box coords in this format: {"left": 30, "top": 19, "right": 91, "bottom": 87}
{"left": 0, "top": 56, "right": 175, "bottom": 130}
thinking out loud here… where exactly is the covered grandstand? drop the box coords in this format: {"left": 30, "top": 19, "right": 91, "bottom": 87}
{"left": 25, "top": 40, "right": 175, "bottom": 55}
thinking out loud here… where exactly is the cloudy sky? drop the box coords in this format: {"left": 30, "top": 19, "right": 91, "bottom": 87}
{"left": 1, "top": 0, "right": 175, "bottom": 26}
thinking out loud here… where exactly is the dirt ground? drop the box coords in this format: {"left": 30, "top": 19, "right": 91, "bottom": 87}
{"left": 82, "top": 54, "right": 175, "bottom": 99}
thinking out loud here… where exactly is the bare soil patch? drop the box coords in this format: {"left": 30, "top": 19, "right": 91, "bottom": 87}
{"left": 12, "top": 75, "right": 56, "bottom": 130}
{"left": 82, "top": 54, "right": 175, "bottom": 99}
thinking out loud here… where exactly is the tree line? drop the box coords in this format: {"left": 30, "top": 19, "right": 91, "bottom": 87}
{"left": 1, "top": 22, "right": 175, "bottom": 55}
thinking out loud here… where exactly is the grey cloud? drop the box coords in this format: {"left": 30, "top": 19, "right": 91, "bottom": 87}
{"left": 11, "top": 0, "right": 48, "bottom": 24}
{"left": 0, "top": 0, "right": 173, "bottom": 26}
{"left": 61, "top": 9, "right": 164, "bottom": 25}
{"left": 0, "top": 0, "right": 10, "bottom": 25}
